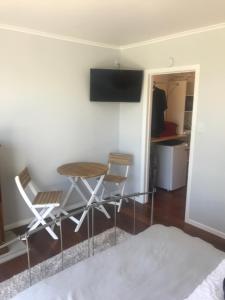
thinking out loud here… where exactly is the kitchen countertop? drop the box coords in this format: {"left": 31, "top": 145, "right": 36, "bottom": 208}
{"left": 151, "top": 134, "right": 187, "bottom": 143}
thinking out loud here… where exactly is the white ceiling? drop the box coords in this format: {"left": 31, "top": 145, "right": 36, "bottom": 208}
{"left": 0, "top": 0, "right": 225, "bottom": 47}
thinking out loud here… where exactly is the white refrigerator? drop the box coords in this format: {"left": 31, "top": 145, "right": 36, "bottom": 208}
{"left": 155, "top": 142, "right": 188, "bottom": 191}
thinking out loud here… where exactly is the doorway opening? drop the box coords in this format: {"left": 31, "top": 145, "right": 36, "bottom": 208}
{"left": 142, "top": 66, "right": 200, "bottom": 224}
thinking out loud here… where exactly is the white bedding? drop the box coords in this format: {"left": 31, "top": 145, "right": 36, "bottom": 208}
{"left": 185, "top": 259, "right": 225, "bottom": 300}
{"left": 12, "top": 225, "right": 225, "bottom": 300}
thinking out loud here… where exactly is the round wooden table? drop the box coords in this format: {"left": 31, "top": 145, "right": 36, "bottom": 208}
{"left": 57, "top": 162, "right": 110, "bottom": 232}
{"left": 57, "top": 162, "right": 108, "bottom": 178}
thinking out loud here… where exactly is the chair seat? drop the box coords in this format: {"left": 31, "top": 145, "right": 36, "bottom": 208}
{"left": 33, "top": 191, "right": 62, "bottom": 206}
{"left": 103, "top": 174, "right": 127, "bottom": 184}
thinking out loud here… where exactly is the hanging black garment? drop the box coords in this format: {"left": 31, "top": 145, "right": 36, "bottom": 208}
{"left": 151, "top": 87, "right": 167, "bottom": 137}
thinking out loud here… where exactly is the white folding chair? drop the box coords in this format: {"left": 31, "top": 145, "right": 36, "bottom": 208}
{"left": 101, "top": 153, "right": 133, "bottom": 212}
{"left": 15, "top": 168, "right": 62, "bottom": 240}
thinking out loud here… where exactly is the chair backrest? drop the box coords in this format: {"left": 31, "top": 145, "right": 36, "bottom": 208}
{"left": 17, "top": 168, "right": 31, "bottom": 189}
{"left": 108, "top": 153, "right": 133, "bottom": 166}
{"left": 15, "top": 168, "right": 34, "bottom": 209}
{"left": 108, "top": 153, "right": 133, "bottom": 178}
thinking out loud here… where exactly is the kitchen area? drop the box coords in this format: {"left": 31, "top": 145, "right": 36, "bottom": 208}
{"left": 149, "top": 72, "right": 195, "bottom": 217}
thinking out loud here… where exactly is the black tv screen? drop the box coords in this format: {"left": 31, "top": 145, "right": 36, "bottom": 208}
{"left": 90, "top": 69, "right": 143, "bottom": 102}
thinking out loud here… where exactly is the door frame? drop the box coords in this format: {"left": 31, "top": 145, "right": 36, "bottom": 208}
{"left": 140, "top": 65, "right": 200, "bottom": 222}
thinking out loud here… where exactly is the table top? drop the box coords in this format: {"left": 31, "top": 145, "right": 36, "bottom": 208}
{"left": 57, "top": 162, "right": 108, "bottom": 178}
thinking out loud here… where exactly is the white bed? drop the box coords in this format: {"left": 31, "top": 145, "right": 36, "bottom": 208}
{"left": 12, "top": 224, "right": 225, "bottom": 300}
{"left": 185, "top": 259, "right": 225, "bottom": 300}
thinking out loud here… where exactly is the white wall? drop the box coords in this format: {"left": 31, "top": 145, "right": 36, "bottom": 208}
{"left": 119, "top": 28, "right": 225, "bottom": 235}
{"left": 0, "top": 29, "right": 120, "bottom": 227}
{"left": 2, "top": 26, "right": 225, "bottom": 237}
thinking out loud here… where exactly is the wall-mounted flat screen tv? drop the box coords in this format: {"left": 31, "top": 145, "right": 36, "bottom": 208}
{"left": 90, "top": 69, "right": 143, "bottom": 102}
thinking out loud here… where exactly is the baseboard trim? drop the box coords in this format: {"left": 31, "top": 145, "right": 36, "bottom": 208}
{"left": 4, "top": 201, "right": 85, "bottom": 231}
{"left": 4, "top": 217, "right": 33, "bottom": 231}
{"left": 186, "top": 217, "right": 225, "bottom": 240}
